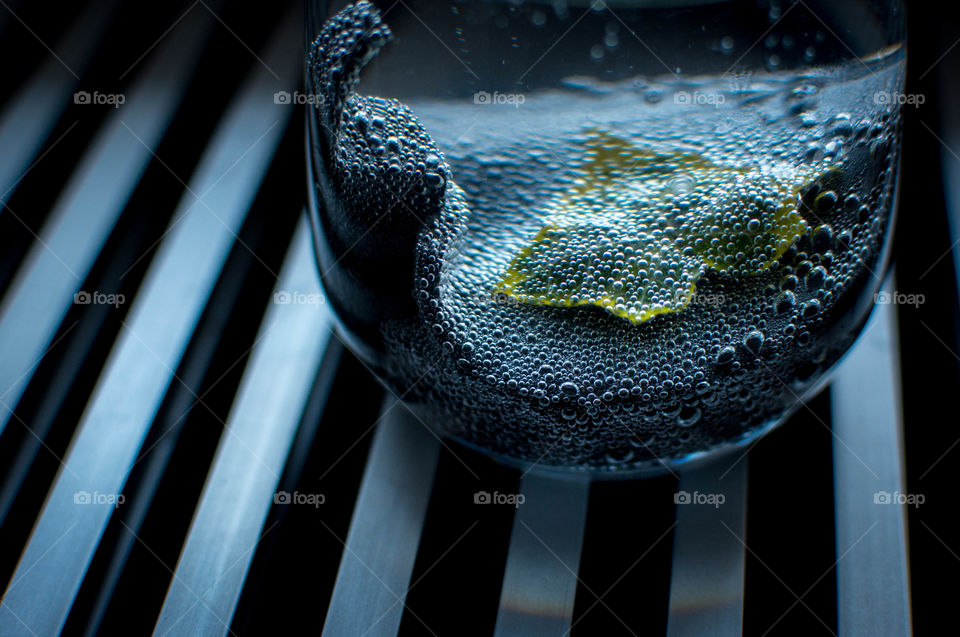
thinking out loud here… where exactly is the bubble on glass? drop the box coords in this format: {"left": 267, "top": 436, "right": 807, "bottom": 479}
{"left": 716, "top": 346, "right": 737, "bottom": 366}
{"left": 666, "top": 174, "right": 696, "bottom": 195}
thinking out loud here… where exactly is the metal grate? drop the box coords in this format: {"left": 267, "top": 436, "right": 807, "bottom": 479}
{"left": 1, "top": 1, "right": 955, "bottom": 635}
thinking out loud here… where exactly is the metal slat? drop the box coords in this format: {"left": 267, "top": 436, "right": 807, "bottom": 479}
{"left": 942, "top": 48, "right": 960, "bottom": 290}
{"left": 153, "top": 218, "right": 332, "bottom": 636}
{"left": 0, "top": 0, "right": 117, "bottom": 214}
{"left": 78, "top": 214, "right": 298, "bottom": 635}
{"left": 493, "top": 474, "right": 590, "bottom": 637}
{"left": 666, "top": 458, "right": 748, "bottom": 637}
{"left": 830, "top": 279, "right": 911, "bottom": 636}
{"left": 0, "top": 3, "right": 214, "bottom": 437}
{"left": 321, "top": 400, "right": 440, "bottom": 637}
{"left": 0, "top": 9, "right": 300, "bottom": 634}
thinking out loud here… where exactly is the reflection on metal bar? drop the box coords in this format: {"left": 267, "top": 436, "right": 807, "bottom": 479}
{"left": 0, "top": 9, "right": 299, "bottom": 634}
{"left": 830, "top": 278, "right": 911, "bottom": 636}
{"left": 493, "top": 473, "right": 590, "bottom": 637}
{"left": 0, "top": 4, "right": 212, "bottom": 438}
{"left": 321, "top": 400, "right": 440, "bottom": 637}
{"left": 939, "top": 41, "right": 960, "bottom": 292}
{"left": 666, "top": 457, "right": 747, "bottom": 637}
{"left": 154, "top": 218, "right": 331, "bottom": 636}
{"left": 0, "top": 0, "right": 118, "bottom": 214}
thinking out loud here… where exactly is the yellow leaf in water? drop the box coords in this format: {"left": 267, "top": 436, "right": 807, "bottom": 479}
{"left": 496, "top": 130, "right": 832, "bottom": 324}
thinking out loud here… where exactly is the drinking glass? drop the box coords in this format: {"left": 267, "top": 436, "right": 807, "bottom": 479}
{"left": 305, "top": 0, "right": 906, "bottom": 476}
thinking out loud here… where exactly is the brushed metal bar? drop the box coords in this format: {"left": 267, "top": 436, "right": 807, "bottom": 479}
{"left": 153, "top": 218, "right": 332, "bottom": 636}
{"left": 830, "top": 277, "right": 912, "bottom": 636}
{"left": 493, "top": 473, "right": 590, "bottom": 637}
{"left": 321, "top": 400, "right": 440, "bottom": 637}
{"left": 666, "top": 457, "right": 747, "bottom": 637}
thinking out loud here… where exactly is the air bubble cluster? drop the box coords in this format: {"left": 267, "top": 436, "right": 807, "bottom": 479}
{"left": 311, "top": 1, "right": 904, "bottom": 474}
